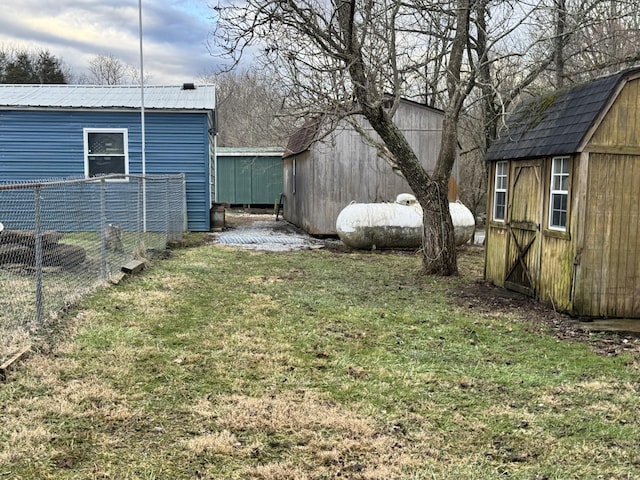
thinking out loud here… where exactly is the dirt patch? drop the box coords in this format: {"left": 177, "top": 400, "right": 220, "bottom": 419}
{"left": 454, "top": 279, "right": 640, "bottom": 358}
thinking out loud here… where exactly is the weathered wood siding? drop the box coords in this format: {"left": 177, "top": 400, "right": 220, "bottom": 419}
{"left": 589, "top": 78, "right": 640, "bottom": 149}
{"left": 486, "top": 158, "right": 575, "bottom": 311}
{"left": 536, "top": 157, "right": 575, "bottom": 313}
{"left": 572, "top": 153, "right": 640, "bottom": 317}
{"left": 283, "top": 100, "right": 454, "bottom": 235}
{"left": 538, "top": 235, "right": 574, "bottom": 312}
{"left": 569, "top": 78, "right": 640, "bottom": 317}
{"left": 486, "top": 75, "right": 640, "bottom": 318}
{"left": 484, "top": 161, "right": 508, "bottom": 285}
{"left": 504, "top": 161, "right": 543, "bottom": 296}
{"left": 283, "top": 152, "right": 315, "bottom": 234}
{"left": 485, "top": 225, "right": 508, "bottom": 286}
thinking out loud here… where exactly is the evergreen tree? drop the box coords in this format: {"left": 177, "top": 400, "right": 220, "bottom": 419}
{"left": 0, "top": 48, "right": 68, "bottom": 84}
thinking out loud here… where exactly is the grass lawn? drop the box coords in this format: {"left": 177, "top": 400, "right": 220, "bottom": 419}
{"left": 1, "top": 239, "right": 639, "bottom": 479}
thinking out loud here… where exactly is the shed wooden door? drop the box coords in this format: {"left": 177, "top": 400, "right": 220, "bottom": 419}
{"left": 504, "top": 161, "right": 542, "bottom": 296}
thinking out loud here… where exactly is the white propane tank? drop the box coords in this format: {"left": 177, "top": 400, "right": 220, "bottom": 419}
{"left": 336, "top": 195, "right": 476, "bottom": 249}
{"left": 336, "top": 202, "right": 423, "bottom": 249}
{"left": 448, "top": 201, "right": 476, "bottom": 245}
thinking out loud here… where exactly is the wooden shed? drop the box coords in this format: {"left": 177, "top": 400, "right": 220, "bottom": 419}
{"left": 485, "top": 67, "right": 640, "bottom": 318}
{"left": 216, "top": 147, "right": 284, "bottom": 206}
{"left": 0, "top": 84, "right": 216, "bottom": 231}
{"left": 282, "top": 98, "right": 459, "bottom": 235}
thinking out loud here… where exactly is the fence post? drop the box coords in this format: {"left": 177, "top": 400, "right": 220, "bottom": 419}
{"left": 34, "top": 185, "right": 44, "bottom": 325}
{"left": 181, "top": 174, "right": 188, "bottom": 233}
{"left": 99, "top": 178, "right": 107, "bottom": 279}
{"left": 164, "top": 177, "right": 170, "bottom": 242}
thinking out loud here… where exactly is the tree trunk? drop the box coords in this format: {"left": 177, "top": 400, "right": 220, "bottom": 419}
{"left": 421, "top": 177, "right": 457, "bottom": 275}
{"left": 357, "top": 104, "right": 458, "bottom": 275}
{"left": 337, "top": 0, "right": 462, "bottom": 276}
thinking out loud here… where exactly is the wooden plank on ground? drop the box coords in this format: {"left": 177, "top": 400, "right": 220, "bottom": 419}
{"left": 0, "top": 347, "right": 31, "bottom": 382}
{"left": 121, "top": 260, "right": 145, "bottom": 275}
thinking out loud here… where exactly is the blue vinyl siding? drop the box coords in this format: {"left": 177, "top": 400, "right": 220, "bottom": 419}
{"left": 0, "top": 110, "right": 211, "bottom": 231}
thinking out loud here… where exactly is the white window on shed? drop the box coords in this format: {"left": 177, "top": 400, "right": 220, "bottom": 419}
{"left": 493, "top": 161, "right": 508, "bottom": 222}
{"left": 549, "top": 156, "right": 570, "bottom": 230}
{"left": 84, "top": 128, "right": 129, "bottom": 180}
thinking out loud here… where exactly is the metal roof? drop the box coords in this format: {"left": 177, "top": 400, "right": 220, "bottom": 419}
{"left": 217, "top": 146, "right": 284, "bottom": 157}
{"left": 485, "top": 68, "right": 640, "bottom": 161}
{"left": 0, "top": 84, "right": 215, "bottom": 111}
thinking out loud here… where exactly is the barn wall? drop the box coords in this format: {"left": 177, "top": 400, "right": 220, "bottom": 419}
{"left": 0, "top": 110, "right": 211, "bottom": 231}
{"left": 538, "top": 235, "right": 574, "bottom": 312}
{"left": 570, "top": 78, "right": 640, "bottom": 317}
{"left": 537, "top": 156, "right": 575, "bottom": 313}
{"left": 285, "top": 101, "right": 453, "bottom": 236}
{"left": 572, "top": 153, "right": 640, "bottom": 317}
{"left": 589, "top": 78, "right": 640, "bottom": 149}
{"left": 485, "top": 157, "right": 576, "bottom": 312}
{"left": 484, "top": 161, "right": 508, "bottom": 286}
{"left": 282, "top": 152, "right": 317, "bottom": 234}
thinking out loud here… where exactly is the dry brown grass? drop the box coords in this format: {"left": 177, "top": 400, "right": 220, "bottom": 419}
{"left": 202, "top": 390, "right": 432, "bottom": 479}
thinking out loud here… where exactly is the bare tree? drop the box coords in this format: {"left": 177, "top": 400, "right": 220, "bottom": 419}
{"left": 211, "top": 0, "right": 640, "bottom": 274}
{"left": 87, "top": 53, "right": 149, "bottom": 85}
{"left": 202, "top": 69, "right": 293, "bottom": 147}
{"left": 88, "top": 53, "right": 127, "bottom": 85}
{"left": 212, "top": 0, "right": 479, "bottom": 275}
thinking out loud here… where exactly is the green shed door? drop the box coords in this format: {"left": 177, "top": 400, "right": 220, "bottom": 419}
{"left": 217, "top": 155, "right": 283, "bottom": 205}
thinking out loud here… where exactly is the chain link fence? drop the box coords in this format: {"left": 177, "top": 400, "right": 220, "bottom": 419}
{"left": 0, "top": 174, "right": 186, "bottom": 362}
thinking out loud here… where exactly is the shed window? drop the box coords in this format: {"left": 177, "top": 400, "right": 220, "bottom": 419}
{"left": 549, "top": 156, "right": 570, "bottom": 230}
{"left": 84, "top": 129, "right": 129, "bottom": 180}
{"left": 493, "top": 161, "right": 508, "bottom": 221}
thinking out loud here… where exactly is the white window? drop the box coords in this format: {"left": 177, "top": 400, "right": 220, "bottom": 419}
{"left": 83, "top": 128, "right": 129, "bottom": 180}
{"left": 549, "top": 156, "right": 570, "bottom": 230}
{"left": 493, "top": 161, "right": 508, "bottom": 221}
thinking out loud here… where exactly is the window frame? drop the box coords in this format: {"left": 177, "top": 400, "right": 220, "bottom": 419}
{"left": 493, "top": 160, "right": 508, "bottom": 222}
{"left": 83, "top": 128, "right": 130, "bottom": 181}
{"left": 548, "top": 156, "right": 570, "bottom": 231}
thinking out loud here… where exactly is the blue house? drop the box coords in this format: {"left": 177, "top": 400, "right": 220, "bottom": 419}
{"left": 0, "top": 84, "right": 216, "bottom": 231}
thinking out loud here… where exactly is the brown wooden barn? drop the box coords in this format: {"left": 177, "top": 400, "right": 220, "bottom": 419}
{"left": 282, "top": 98, "right": 459, "bottom": 235}
{"left": 485, "top": 67, "right": 640, "bottom": 318}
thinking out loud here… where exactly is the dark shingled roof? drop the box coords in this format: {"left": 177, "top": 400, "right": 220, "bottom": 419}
{"left": 485, "top": 68, "right": 640, "bottom": 161}
{"left": 283, "top": 116, "right": 323, "bottom": 159}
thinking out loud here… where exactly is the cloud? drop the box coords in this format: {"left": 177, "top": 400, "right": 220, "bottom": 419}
{"left": 0, "top": 0, "right": 219, "bottom": 84}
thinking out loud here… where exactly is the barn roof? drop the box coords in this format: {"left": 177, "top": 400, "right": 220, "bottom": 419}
{"left": 283, "top": 117, "right": 323, "bottom": 159}
{"left": 0, "top": 84, "right": 215, "bottom": 111}
{"left": 485, "top": 68, "right": 640, "bottom": 161}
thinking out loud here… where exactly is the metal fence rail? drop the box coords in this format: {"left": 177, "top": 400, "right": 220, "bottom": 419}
{"left": 0, "top": 174, "right": 186, "bottom": 361}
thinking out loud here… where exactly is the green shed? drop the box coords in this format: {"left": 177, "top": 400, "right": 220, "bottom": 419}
{"left": 215, "top": 147, "right": 284, "bottom": 206}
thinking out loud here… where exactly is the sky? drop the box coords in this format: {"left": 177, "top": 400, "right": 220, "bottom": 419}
{"left": 0, "top": 0, "right": 221, "bottom": 85}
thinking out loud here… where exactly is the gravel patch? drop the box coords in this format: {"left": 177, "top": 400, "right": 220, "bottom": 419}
{"left": 211, "top": 213, "right": 328, "bottom": 252}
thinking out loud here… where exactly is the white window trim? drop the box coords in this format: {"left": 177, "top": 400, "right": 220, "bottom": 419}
{"left": 548, "top": 156, "right": 570, "bottom": 231}
{"left": 83, "top": 128, "right": 130, "bottom": 181}
{"left": 493, "top": 160, "right": 508, "bottom": 222}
